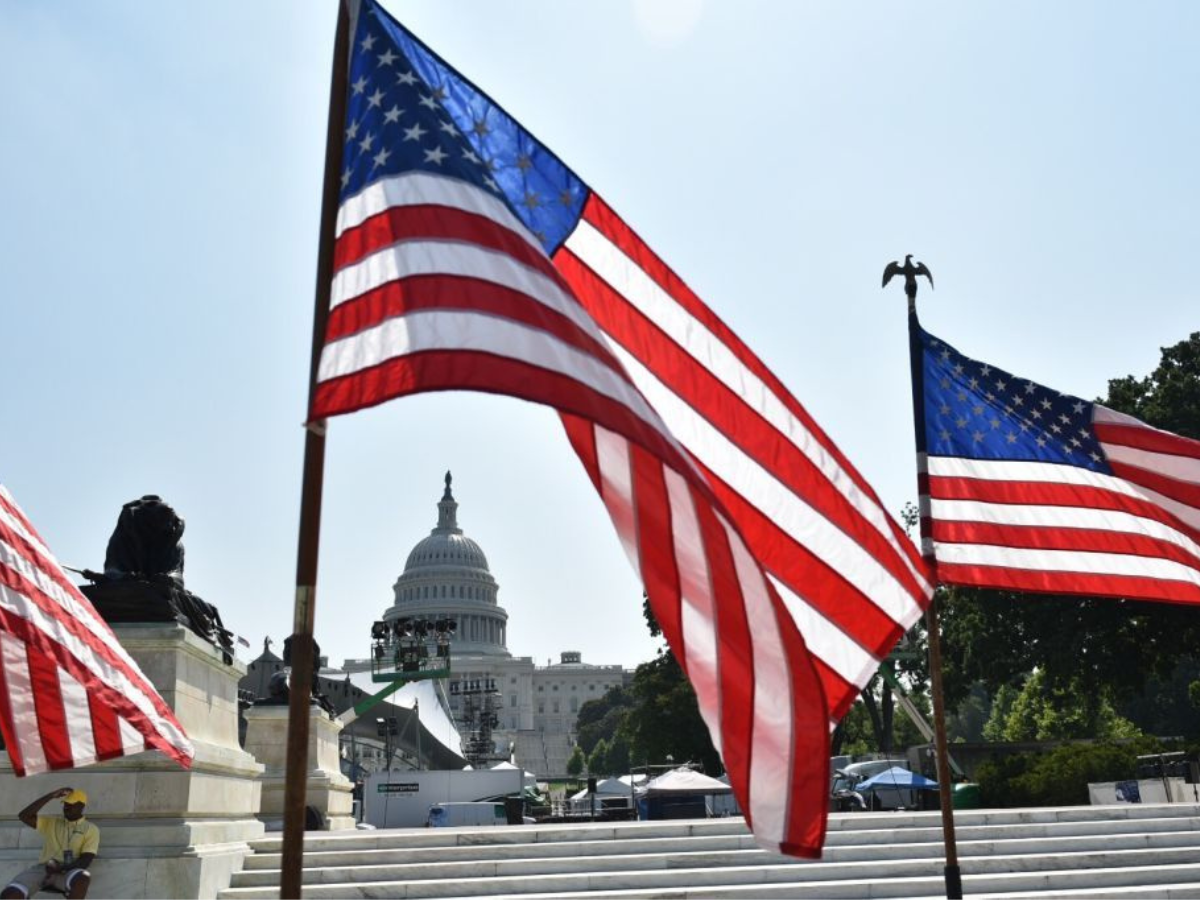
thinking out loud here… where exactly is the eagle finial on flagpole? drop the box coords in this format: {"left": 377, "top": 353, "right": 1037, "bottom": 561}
{"left": 882, "top": 254, "right": 934, "bottom": 311}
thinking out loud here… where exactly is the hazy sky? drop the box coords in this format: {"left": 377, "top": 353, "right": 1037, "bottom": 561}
{"left": 3, "top": 1, "right": 1196, "bottom": 673}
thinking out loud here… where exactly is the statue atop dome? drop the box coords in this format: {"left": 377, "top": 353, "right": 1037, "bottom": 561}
{"left": 436, "top": 471, "right": 461, "bottom": 534}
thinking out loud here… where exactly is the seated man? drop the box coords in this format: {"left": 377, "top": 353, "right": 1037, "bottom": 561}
{"left": 2, "top": 788, "right": 99, "bottom": 899}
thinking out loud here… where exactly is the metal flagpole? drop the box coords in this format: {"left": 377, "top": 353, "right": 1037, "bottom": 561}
{"left": 885, "top": 256, "right": 963, "bottom": 899}
{"left": 280, "top": 2, "right": 351, "bottom": 896}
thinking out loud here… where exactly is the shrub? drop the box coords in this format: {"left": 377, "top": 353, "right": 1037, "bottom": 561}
{"left": 975, "top": 737, "right": 1166, "bottom": 807}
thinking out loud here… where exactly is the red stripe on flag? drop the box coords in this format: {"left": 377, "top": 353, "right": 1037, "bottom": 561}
{"left": 933, "top": 562, "right": 1200, "bottom": 605}
{"left": 1096, "top": 421, "right": 1200, "bottom": 461}
{"left": 27, "top": 650, "right": 70, "bottom": 769}
{"left": 0, "top": 492, "right": 43, "bottom": 551}
{"left": 559, "top": 414, "right": 602, "bottom": 494}
{"left": 809, "top": 653, "right": 858, "bottom": 721}
{"left": 770, "top": 587, "right": 830, "bottom": 855}
{"left": 0, "top": 641, "right": 25, "bottom": 776}
{"left": 931, "top": 519, "right": 1200, "bottom": 571}
{"left": 88, "top": 688, "right": 123, "bottom": 764}
{"left": 324, "top": 274, "right": 620, "bottom": 370}
{"left": 1108, "top": 460, "right": 1200, "bottom": 510}
{"left": 690, "top": 496, "right": 755, "bottom": 819}
{"left": 313, "top": 350, "right": 691, "bottom": 472}
{"left": 629, "top": 447, "right": 683, "bottom": 652}
{"left": 334, "top": 204, "right": 564, "bottom": 284}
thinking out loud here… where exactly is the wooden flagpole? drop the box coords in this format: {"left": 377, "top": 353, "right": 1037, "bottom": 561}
{"left": 280, "top": 2, "right": 350, "bottom": 896}
{"left": 900, "top": 272, "right": 964, "bottom": 899}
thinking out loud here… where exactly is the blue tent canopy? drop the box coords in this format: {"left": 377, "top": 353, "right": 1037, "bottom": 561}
{"left": 856, "top": 766, "right": 938, "bottom": 791}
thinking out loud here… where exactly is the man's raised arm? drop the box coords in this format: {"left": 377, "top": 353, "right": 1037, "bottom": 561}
{"left": 16, "top": 788, "right": 71, "bottom": 829}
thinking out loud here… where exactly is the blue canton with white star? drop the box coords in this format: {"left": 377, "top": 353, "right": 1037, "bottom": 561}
{"left": 340, "top": 0, "right": 588, "bottom": 254}
{"left": 919, "top": 325, "right": 1111, "bottom": 474}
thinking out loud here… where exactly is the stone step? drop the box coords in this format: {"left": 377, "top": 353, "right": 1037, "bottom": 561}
{"left": 236, "top": 826, "right": 1200, "bottom": 876}
{"left": 244, "top": 803, "right": 1200, "bottom": 858}
{"left": 223, "top": 864, "right": 1200, "bottom": 897}
{"left": 219, "top": 847, "right": 1200, "bottom": 898}
{"left": 247, "top": 818, "right": 752, "bottom": 854}
{"left": 944, "top": 883, "right": 1200, "bottom": 900}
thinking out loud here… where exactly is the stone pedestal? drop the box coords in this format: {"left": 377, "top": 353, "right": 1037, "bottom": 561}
{"left": 0, "top": 624, "right": 264, "bottom": 899}
{"left": 243, "top": 704, "right": 355, "bottom": 831}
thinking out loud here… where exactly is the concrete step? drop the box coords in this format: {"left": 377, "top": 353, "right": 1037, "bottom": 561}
{"left": 234, "top": 826, "right": 1200, "bottom": 879}
{"left": 223, "top": 864, "right": 1200, "bottom": 897}
{"left": 242, "top": 805, "right": 1200, "bottom": 862}
{"left": 220, "top": 848, "right": 1200, "bottom": 898}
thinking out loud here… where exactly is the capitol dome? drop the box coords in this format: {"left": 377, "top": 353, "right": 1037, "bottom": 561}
{"left": 384, "top": 472, "right": 509, "bottom": 656}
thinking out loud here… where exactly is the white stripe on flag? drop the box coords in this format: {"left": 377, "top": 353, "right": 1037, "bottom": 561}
{"left": 1, "top": 633, "right": 47, "bottom": 774}
{"left": 926, "top": 455, "right": 1200, "bottom": 532}
{"left": 934, "top": 542, "right": 1200, "bottom": 585}
{"left": 927, "top": 455, "right": 1140, "bottom": 491}
{"left": 335, "top": 171, "right": 538, "bottom": 247}
{"left": 930, "top": 498, "right": 1200, "bottom": 561}
{"left": 330, "top": 238, "right": 596, "bottom": 343}
{"left": 118, "top": 715, "right": 145, "bottom": 754}
{"left": 1103, "top": 443, "right": 1200, "bottom": 486}
{"left": 318, "top": 311, "right": 666, "bottom": 434}
{"left": 665, "top": 468, "right": 723, "bottom": 755}
{"left": 726, "top": 524, "right": 790, "bottom": 848}
{"left": 769, "top": 576, "right": 880, "bottom": 692}
{"left": 593, "top": 427, "right": 640, "bottom": 571}
{"left": 58, "top": 667, "right": 97, "bottom": 768}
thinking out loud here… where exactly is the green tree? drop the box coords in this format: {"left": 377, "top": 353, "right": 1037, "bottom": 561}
{"left": 566, "top": 745, "right": 585, "bottom": 778}
{"left": 1104, "top": 332, "right": 1200, "bottom": 438}
{"left": 606, "top": 732, "right": 631, "bottom": 775}
{"left": 981, "top": 670, "right": 1140, "bottom": 742}
{"left": 576, "top": 686, "right": 633, "bottom": 756}
{"left": 587, "top": 738, "right": 610, "bottom": 776}
{"left": 622, "top": 649, "right": 722, "bottom": 774}
{"left": 627, "top": 594, "right": 722, "bottom": 773}
{"left": 941, "top": 333, "right": 1200, "bottom": 718}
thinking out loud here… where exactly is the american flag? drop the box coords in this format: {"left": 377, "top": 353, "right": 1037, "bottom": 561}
{"left": 0, "top": 485, "right": 193, "bottom": 776}
{"left": 915, "top": 318, "right": 1200, "bottom": 604}
{"left": 314, "top": 0, "right": 933, "bottom": 854}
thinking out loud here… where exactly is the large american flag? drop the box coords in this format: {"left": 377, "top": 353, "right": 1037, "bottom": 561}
{"left": 0, "top": 485, "right": 193, "bottom": 776}
{"left": 314, "top": 0, "right": 933, "bottom": 854}
{"left": 914, "top": 317, "right": 1200, "bottom": 604}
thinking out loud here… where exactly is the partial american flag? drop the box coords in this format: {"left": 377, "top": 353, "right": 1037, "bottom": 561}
{"left": 914, "top": 317, "right": 1200, "bottom": 604}
{"left": 0, "top": 484, "right": 194, "bottom": 776}
{"left": 313, "top": 0, "right": 933, "bottom": 854}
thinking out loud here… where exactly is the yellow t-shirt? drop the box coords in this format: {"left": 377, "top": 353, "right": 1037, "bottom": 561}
{"left": 36, "top": 816, "right": 100, "bottom": 864}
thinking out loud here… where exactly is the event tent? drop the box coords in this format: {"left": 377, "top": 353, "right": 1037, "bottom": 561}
{"left": 856, "top": 766, "right": 938, "bottom": 792}
{"left": 641, "top": 767, "right": 733, "bottom": 796}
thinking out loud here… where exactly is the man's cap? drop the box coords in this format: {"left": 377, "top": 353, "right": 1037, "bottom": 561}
{"left": 62, "top": 789, "right": 87, "bottom": 805}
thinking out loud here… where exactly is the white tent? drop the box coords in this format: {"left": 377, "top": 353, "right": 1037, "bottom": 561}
{"left": 641, "top": 767, "right": 733, "bottom": 796}
{"left": 568, "top": 777, "right": 636, "bottom": 802}
{"left": 490, "top": 760, "right": 538, "bottom": 788}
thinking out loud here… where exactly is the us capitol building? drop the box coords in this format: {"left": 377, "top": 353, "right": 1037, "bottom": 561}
{"left": 374, "top": 472, "right": 627, "bottom": 775}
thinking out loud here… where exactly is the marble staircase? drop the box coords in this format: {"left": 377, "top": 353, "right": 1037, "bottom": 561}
{"left": 219, "top": 803, "right": 1200, "bottom": 899}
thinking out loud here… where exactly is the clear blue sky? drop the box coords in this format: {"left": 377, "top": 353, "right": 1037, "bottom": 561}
{"left": 3, "top": 1, "right": 1196, "bottom": 671}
